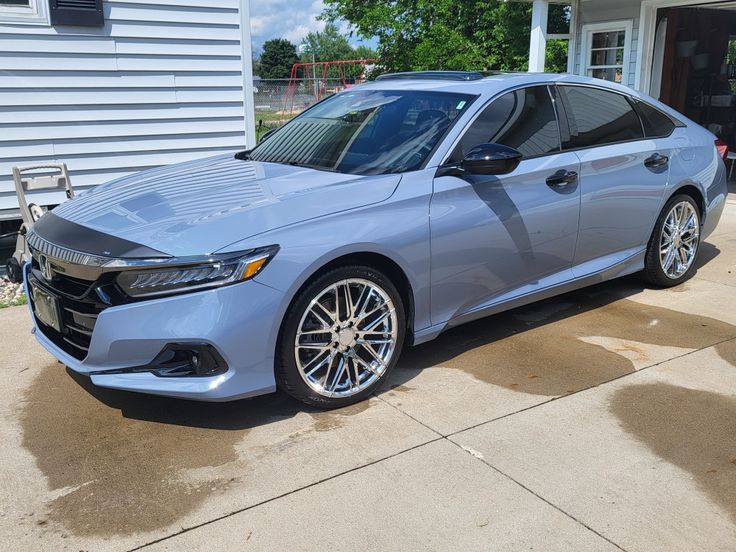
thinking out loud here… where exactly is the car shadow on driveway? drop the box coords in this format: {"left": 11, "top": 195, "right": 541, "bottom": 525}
{"left": 66, "top": 367, "right": 308, "bottom": 430}
{"left": 384, "top": 242, "right": 730, "bottom": 398}
{"left": 59, "top": 241, "right": 725, "bottom": 425}
{"left": 16, "top": 241, "right": 733, "bottom": 538}
{"left": 694, "top": 241, "right": 720, "bottom": 269}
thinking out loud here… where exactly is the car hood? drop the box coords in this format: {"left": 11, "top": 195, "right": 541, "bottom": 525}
{"left": 51, "top": 154, "right": 401, "bottom": 257}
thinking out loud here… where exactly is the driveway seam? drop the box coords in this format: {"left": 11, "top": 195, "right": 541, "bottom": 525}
{"left": 442, "top": 334, "right": 736, "bottom": 440}
{"left": 442, "top": 336, "right": 736, "bottom": 552}
{"left": 371, "top": 389, "right": 446, "bottom": 436}
{"left": 131, "top": 335, "right": 736, "bottom": 551}
{"left": 446, "top": 437, "right": 630, "bottom": 552}
{"left": 373, "top": 387, "right": 630, "bottom": 550}
{"left": 128, "top": 435, "right": 444, "bottom": 551}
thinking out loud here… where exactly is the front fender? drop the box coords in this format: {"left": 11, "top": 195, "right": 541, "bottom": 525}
{"left": 218, "top": 170, "right": 435, "bottom": 337}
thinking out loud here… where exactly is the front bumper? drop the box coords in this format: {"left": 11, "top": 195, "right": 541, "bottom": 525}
{"left": 25, "top": 262, "right": 286, "bottom": 401}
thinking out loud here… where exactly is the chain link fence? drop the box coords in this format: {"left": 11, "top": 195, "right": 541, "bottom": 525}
{"left": 253, "top": 78, "right": 357, "bottom": 139}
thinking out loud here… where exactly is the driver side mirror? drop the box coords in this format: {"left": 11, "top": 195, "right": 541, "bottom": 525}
{"left": 462, "top": 143, "right": 523, "bottom": 175}
{"left": 437, "top": 143, "right": 523, "bottom": 177}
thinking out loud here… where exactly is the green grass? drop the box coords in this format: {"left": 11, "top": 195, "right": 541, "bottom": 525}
{"left": 255, "top": 110, "right": 287, "bottom": 124}
{"left": 0, "top": 293, "right": 26, "bottom": 309}
{"left": 254, "top": 111, "right": 295, "bottom": 144}
{"left": 255, "top": 125, "right": 274, "bottom": 142}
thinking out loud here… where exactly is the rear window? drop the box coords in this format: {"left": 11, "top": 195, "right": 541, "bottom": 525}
{"left": 635, "top": 100, "right": 678, "bottom": 138}
{"left": 558, "top": 86, "right": 644, "bottom": 149}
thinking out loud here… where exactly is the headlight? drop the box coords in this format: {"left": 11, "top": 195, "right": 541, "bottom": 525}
{"left": 115, "top": 246, "right": 278, "bottom": 298}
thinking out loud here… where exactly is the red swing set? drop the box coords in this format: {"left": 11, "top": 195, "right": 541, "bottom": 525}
{"left": 283, "top": 59, "right": 375, "bottom": 115}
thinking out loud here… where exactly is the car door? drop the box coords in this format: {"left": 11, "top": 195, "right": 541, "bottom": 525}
{"left": 430, "top": 85, "right": 581, "bottom": 325}
{"left": 555, "top": 85, "right": 672, "bottom": 275}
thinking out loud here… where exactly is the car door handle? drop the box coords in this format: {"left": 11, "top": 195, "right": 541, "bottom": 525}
{"left": 645, "top": 153, "right": 669, "bottom": 170}
{"left": 546, "top": 170, "right": 578, "bottom": 188}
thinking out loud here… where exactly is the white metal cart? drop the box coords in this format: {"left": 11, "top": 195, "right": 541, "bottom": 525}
{"left": 5, "top": 164, "right": 74, "bottom": 283}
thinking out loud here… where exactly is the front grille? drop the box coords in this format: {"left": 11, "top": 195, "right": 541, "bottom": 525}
{"left": 28, "top": 263, "right": 109, "bottom": 361}
{"left": 26, "top": 219, "right": 166, "bottom": 360}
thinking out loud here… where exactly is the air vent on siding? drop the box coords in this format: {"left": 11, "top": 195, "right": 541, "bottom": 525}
{"left": 50, "top": 0, "right": 104, "bottom": 27}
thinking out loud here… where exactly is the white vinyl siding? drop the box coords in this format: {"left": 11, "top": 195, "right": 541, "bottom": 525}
{"left": 0, "top": 0, "right": 251, "bottom": 217}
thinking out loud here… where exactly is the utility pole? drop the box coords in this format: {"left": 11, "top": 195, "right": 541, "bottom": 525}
{"left": 297, "top": 43, "right": 317, "bottom": 97}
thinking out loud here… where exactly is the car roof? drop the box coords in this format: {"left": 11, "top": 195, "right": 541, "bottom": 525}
{"left": 356, "top": 71, "right": 645, "bottom": 100}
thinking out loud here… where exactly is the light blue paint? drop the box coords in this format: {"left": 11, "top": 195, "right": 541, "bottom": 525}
{"left": 26, "top": 74, "right": 728, "bottom": 401}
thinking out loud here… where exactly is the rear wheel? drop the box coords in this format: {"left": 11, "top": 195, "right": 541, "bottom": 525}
{"left": 277, "top": 265, "right": 406, "bottom": 408}
{"left": 642, "top": 194, "right": 700, "bottom": 287}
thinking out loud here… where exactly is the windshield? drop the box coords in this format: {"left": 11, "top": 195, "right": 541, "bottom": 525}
{"left": 249, "top": 89, "right": 475, "bottom": 175}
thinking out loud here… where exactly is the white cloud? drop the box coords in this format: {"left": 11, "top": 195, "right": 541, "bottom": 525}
{"left": 250, "top": 0, "right": 327, "bottom": 48}
{"left": 249, "top": 0, "right": 376, "bottom": 54}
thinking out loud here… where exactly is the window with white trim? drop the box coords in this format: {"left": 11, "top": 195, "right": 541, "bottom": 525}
{"left": 581, "top": 21, "right": 633, "bottom": 85}
{"left": 546, "top": 2, "right": 575, "bottom": 74}
{"left": 0, "top": 0, "right": 32, "bottom": 9}
{"left": 0, "top": 0, "right": 49, "bottom": 25}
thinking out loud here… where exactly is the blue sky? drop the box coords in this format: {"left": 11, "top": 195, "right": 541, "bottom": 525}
{"left": 249, "top": 0, "right": 376, "bottom": 54}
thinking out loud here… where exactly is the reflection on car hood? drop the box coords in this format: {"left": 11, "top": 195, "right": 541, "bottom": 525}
{"left": 51, "top": 154, "right": 401, "bottom": 257}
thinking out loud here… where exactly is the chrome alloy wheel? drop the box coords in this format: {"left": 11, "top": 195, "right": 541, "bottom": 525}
{"left": 294, "top": 278, "right": 399, "bottom": 398}
{"left": 659, "top": 200, "right": 700, "bottom": 279}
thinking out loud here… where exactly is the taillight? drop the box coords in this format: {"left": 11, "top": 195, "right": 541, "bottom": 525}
{"left": 715, "top": 138, "right": 729, "bottom": 161}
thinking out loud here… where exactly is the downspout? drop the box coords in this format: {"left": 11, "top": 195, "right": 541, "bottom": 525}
{"left": 239, "top": 0, "right": 257, "bottom": 148}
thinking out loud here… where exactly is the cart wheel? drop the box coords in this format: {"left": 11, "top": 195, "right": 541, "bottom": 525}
{"left": 5, "top": 258, "right": 22, "bottom": 283}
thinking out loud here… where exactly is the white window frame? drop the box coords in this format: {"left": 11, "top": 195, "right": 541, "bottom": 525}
{"left": 580, "top": 20, "right": 633, "bottom": 86}
{"left": 546, "top": 0, "right": 577, "bottom": 74}
{"left": 0, "top": 0, "right": 49, "bottom": 25}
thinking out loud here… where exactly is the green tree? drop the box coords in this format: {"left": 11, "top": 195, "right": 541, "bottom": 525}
{"left": 300, "top": 23, "right": 354, "bottom": 63}
{"left": 299, "top": 24, "right": 377, "bottom": 81}
{"left": 259, "top": 38, "right": 299, "bottom": 79}
{"left": 321, "top": 0, "right": 570, "bottom": 73}
{"left": 251, "top": 53, "right": 262, "bottom": 77}
{"left": 546, "top": 39, "right": 569, "bottom": 74}
{"left": 353, "top": 44, "right": 377, "bottom": 62}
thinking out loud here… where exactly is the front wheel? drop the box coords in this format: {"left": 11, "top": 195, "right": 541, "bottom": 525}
{"left": 642, "top": 194, "right": 701, "bottom": 287}
{"left": 276, "top": 265, "right": 406, "bottom": 408}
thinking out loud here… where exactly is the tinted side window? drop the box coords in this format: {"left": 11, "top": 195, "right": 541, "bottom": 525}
{"left": 635, "top": 100, "right": 677, "bottom": 138}
{"left": 450, "top": 86, "right": 560, "bottom": 162}
{"left": 558, "top": 86, "right": 643, "bottom": 149}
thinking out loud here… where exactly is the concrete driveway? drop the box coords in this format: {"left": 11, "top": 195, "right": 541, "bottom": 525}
{"left": 1, "top": 195, "right": 735, "bottom": 552}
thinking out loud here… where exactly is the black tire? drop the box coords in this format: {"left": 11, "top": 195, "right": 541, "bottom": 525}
{"left": 276, "top": 265, "right": 406, "bottom": 408}
{"left": 5, "top": 257, "right": 22, "bottom": 284}
{"left": 641, "top": 194, "right": 701, "bottom": 287}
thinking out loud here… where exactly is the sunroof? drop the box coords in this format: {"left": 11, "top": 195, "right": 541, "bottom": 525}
{"left": 375, "top": 71, "right": 486, "bottom": 82}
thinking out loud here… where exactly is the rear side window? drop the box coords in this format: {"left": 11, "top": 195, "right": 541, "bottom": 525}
{"left": 450, "top": 86, "right": 560, "bottom": 161}
{"left": 634, "top": 100, "right": 677, "bottom": 138}
{"left": 558, "top": 86, "right": 643, "bottom": 149}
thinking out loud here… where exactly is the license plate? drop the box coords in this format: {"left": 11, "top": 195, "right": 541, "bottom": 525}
{"left": 31, "top": 283, "right": 61, "bottom": 333}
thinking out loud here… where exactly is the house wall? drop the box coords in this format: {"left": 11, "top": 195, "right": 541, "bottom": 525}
{"left": 0, "top": 0, "right": 251, "bottom": 217}
{"left": 573, "top": 0, "right": 642, "bottom": 88}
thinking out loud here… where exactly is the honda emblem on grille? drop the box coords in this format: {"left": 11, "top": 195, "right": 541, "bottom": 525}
{"left": 39, "top": 255, "right": 54, "bottom": 280}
